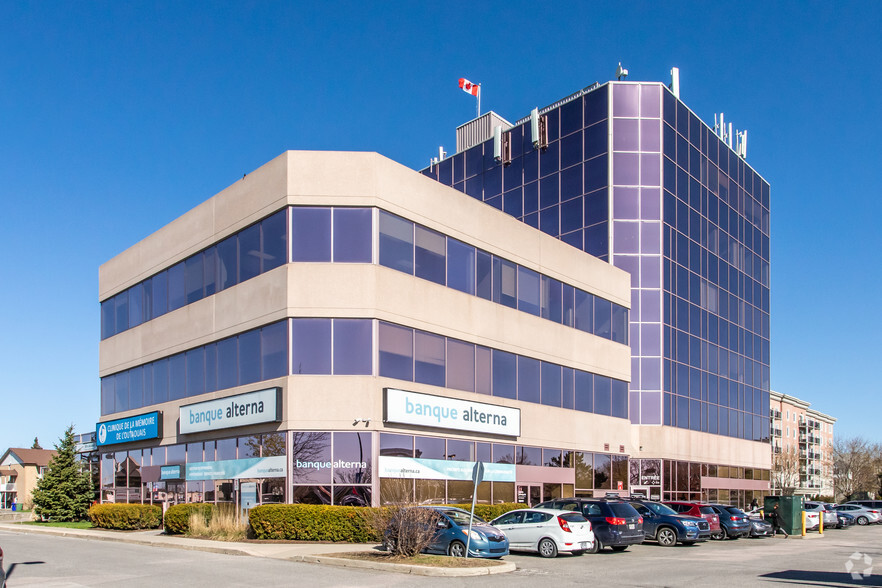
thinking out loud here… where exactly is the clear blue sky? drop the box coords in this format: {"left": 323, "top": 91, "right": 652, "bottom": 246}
{"left": 1, "top": 1, "right": 879, "bottom": 450}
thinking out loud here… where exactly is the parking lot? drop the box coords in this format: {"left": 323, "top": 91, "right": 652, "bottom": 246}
{"left": 500, "top": 526, "right": 882, "bottom": 587}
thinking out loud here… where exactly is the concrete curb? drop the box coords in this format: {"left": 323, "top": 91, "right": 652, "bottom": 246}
{"left": 291, "top": 554, "right": 516, "bottom": 577}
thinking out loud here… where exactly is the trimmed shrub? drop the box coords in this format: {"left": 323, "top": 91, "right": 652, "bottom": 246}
{"left": 164, "top": 503, "right": 216, "bottom": 535}
{"left": 248, "top": 504, "right": 380, "bottom": 542}
{"left": 88, "top": 503, "right": 162, "bottom": 530}
{"left": 446, "top": 503, "right": 528, "bottom": 521}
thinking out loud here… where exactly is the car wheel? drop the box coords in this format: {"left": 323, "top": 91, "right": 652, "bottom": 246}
{"left": 657, "top": 527, "right": 677, "bottom": 547}
{"left": 721, "top": 526, "right": 730, "bottom": 540}
{"left": 587, "top": 538, "right": 602, "bottom": 554}
{"left": 538, "top": 538, "right": 558, "bottom": 558}
{"left": 448, "top": 540, "right": 466, "bottom": 557}
{"left": 610, "top": 545, "right": 628, "bottom": 552}
{"left": 857, "top": 516, "right": 869, "bottom": 526}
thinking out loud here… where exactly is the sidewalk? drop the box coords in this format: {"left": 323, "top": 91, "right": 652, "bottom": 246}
{"left": 0, "top": 522, "right": 515, "bottom": 577}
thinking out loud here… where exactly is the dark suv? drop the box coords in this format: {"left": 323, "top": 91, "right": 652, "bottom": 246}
{"left": 707, "top": 504, "right": 751, "bottom": 539}
{"left": 626, "top": 499, "right": 705, "bottom": 546}
{"left": 537, "top": 498, "right": 644, "bottom": 553}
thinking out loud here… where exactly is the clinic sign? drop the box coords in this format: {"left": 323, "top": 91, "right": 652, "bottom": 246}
{"left": 179, "top": 388, "right": 281, "bottom": 434}
{"left": 96, "top": 412, "right": 161, "bottom": 447}
{"left": 384, "top": 388, "right": 520, "bottom": 437}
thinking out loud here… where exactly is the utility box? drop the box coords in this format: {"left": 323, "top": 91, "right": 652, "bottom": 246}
{"left": 764, "top": 495, "right": 805, "bottom": 535}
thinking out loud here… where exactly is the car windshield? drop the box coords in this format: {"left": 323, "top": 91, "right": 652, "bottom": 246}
{"left": 645, "top": 502, "right": 677, "bottom": 516}
{"left": 442, "top": 510, "right": 487, "bottom": 526}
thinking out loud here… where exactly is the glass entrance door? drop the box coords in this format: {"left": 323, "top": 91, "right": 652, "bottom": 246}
{"left": 517, "top": 484, "right": 542, "bottom": 506}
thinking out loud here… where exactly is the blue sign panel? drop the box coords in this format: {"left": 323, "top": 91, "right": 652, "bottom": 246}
{"left": 96, "top": 412, "right": 161, "bottom": 447}
{"left": 160, "top": 465, "right": 182, "bottom": 480}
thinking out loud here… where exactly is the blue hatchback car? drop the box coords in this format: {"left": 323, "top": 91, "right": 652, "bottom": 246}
{"left": 388, "top": 507, "right": 509, "bottom": 558}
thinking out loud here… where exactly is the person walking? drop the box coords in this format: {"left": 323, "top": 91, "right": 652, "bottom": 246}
{"left": 769, "top": 503, "right": 788, "bottom": 537}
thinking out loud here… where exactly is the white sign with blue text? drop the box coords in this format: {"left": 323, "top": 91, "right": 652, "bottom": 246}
{"left": 179, "top": 388, "right": 281, "bottom": 434}
{"left": 384, "top": 388, "right": 520, "bottom": 437}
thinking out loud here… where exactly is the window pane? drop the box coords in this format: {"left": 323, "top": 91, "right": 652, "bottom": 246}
{"left": 517, "top": 266, "right": 540, "bottom": 316}
{"left": 379, "top": 322, "right": 413, "bottom": 381}
{"left": 217, "top": 337, "right": 238, "bottom": 389}
{"left": 291, "top": 432, "right": 332, "bottom": 484}
{"left": 333, "top": 432, "right": 372, "bottom": 484}
{"left": 575, "top": 371, "right": 593, "bottom": 412}
{"left": 492, "top": 256, "right": 517, "bottom": 308}
{"left": 204, "top": 343, "right": 217, "bottom": 393}
{"left": 185, "top": 254, "right": 204, "bottom": 304}
{"left": 238, "top": 330, "right": 261, "bottom": 385}
{"left": 380, "top": 433, "right": 413, "bottom": 457}
{"left": 611, "top": 379, "right": 628, "bottom": 418}
{"left": 446, "top": 439, "right": 475, "bottom": 462}
{"left": 562, "top": 284, "right": 575, "bottom": 327}
{"left": 540, "top": 276, "right": 562, "bottom": 323}
{"left": 239, "top": 224, "right": 261, "bottom": 281}
{"left": 333, "top": 319, "right": 372, "bottom": 375}
{"left": 541, "top": 362, "right": 562, "bottom": 407}
{"left": 167, "top": 262, "right": 186, "bottom": 311}
{"left": 447, "top": 238, "right": 476, "bottom": 295}
{"left": 114, "top": 292, "right": 129, "bottom": 333}
{"left": 414, "top": 225, "right": 446, "bottom": 285}
{"left": 594, "top": 375, "right": 611, "bottom": 416}
{"left": 101, "top": 376, "right": 114, "bottom": 415}
{"left": 291, "top": 207, "right": 332, "bottom": 262}
{"left": 446, "top": 339, "right": 475, "bottom": 392}
{"left": 115, "top": 373, "right": 130, "bottom": 413}
{"left": 414, "top": 331, "right": 445, "bottom": 386}
{"left": 379, "top": 211, "right": 413, "bottom": 273}
{"left": 333, "top": 208, "right": 372, "bottom": 263}
{"left": 476, "top": 345, "right": 491, "bottom": 394}
{"left": 101, "top": 300, "right": 115, "bottom": 339}
{"left": 517, "top": 357, "right": 540, "bottom": 403}
{"left": 291, "top": 319, "right": 331, "bottom": 375}
{"left": 168, "top": 354, "right": 186, "bottom": 400}
{"left": 217, "top": 235, "right": 238, "bottom": 291}
{"left": 203, "top": 247, "right": 217, "bottom": 296}
{"left": 595, "top": 298, "right": 612, "bottom": 339}
{"left": 186, "top": 348, "right": 205, "bottom": 397}
{"left": 492, "top": 350, "right": 517, "bottom": 399}
{"left": 261, "top": 321, "right": 288, "bottom": 379}
{"left": 414, "top": 436, "right": 445, "bottom": 460}
{"left": 562, "top": 367, "right": 574, "bottom": 409}
{"left": 262, "top": 209, "right": 288, "bottom": 271}
{"left": 476, "top": 250, "right": 492, "bottom": 300}
{"left": 153, "top": 358, "right": 169, "bottom": 404}
{"left": 128, "top": 285, "right": 143, "bottom": 328}
{"left": 574, "top": 290, "right": 594, "bottom": 333}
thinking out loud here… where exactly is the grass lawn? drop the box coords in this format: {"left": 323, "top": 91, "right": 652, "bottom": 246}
{"left": 321, "top": 551, "right": 506, "bottom": 568}
{"left": 22, "top": 520, "right": 93, "bottom": 529}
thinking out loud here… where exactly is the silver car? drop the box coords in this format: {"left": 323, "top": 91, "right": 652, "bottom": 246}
{"left": 833, "top": 503, "right": 882, "bottom": 525}
{"left": 804, "top": 502, "right": 838, "bottom": 528}
{"left": 491, "top": 508, "right": 594, "bottom": 557}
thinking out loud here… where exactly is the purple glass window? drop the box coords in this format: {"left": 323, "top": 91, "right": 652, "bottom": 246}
{"left": 613, "top": 84, "right": 639, "bottom": 117}
{"left": 292, "top": 208, "right": 331, "bottom": 262}
{"left": 641, "top": 153, "right": 661, "bottom": 186}
{"left": 613, "top": 221, "right": 639, "bottom": 254}
{"left": 614, "top": 255, "right": 639, "bottom": 288}
{"left": 414, "top": 330, "right": 445, "bottom": 386}
{"left": 640, "top": 119, "right": 661, "bottom": 152}
{"left": 333, "top": 432, "right": 371, "bottom": 484}
{"left": 261, "top": 321, "right": 288, "bottom": 379}
{"left": 575, "top": 371, "right": 593, "bottom": 413}
{"left": 447, "top": 339, "right": 476, "bottom": 392}
{"left": 641, "top": 187, "right": 661, "bottom": 219}
{"left": 292, "top": 432, "right": 332, "bottom": 484}
{"left": 291, "top": 319, "right": 331, "bottom": 375}
{"left": 641, "top": 391, "right": 662, "bottom": 425}
{"left": 333, "top": 208, "right": 372, "bottom": 263}
{"left": 640, "top": 288, "right": 661, "bottom": 321}
{"left": 517, "top": 357, "right": 540, "bottom": 403}
{"left": 333, "top": 319, "right": 372, "bottom": 375}
{"left": 613, "top": 118, "right": 639, "bottom": 152}
{"left": 641, "top": 221, "right": 661, "bottom": 255}
{"left": 541, "top": 362, "right": 562, "bottom": 407}
{"left": 614, "top": 187, "right": 640, "bottom": 219}
{"left": 415, "top": 225, "right": 446, "bottom": 285}
{"left": 491, "top": 350, "right": 517, "bottom": 399}
{"left": 476, "top": 346, "right": 491, "bottom": 395}
{"left": 640, "top": 84, "right": 661, "bottom": 118}
{"left": 185, "top": 348, "right": 205, "bottom": 397}
{"left": 613, "top": 152, "right": 640, "bottom": 186}
{"left": 379, "top": 322, "right": 413, "bottom": 381}
{"left": 237, "top": 330, "right": 261, "bottom": 385}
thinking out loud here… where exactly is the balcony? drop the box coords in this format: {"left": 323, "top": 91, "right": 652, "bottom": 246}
{"left": 773, "top": 445, "right": 782, "bottom": 454}
{"left": 771, "top": 428, "right": 782, "bottom": 437}
{"left": 770, "top": 409, "right": 782, "bottom": 420}
{"left": 0, "top": 483, "right": 15, "bottom": 492}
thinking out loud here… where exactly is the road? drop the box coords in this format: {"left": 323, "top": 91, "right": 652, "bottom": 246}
{"left": 2, "top": 525, "right": 881, "bottom": 587}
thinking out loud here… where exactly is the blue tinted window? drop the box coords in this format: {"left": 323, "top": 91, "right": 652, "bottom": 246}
{"left": 333, "top": 319, "right": 372, "bottom": 375}
{"left": 128, "top": 367, "right": 143, "bottom": 410}
{"left": 491, "top": 350, "right": 517, "bottom": 399}
{"left": 539, "top": 205, "right": 559, "bottom": 237}
{"left": 101, "top": 300, "right": 115, "bottom": 339}
{"left": 217, "top": 338, "right": 238, "bottom": 389}
{"left": 447, "top": 238, "right": 476, "bottom": 295}
{"left": 517, "top": 357, "right": 540, "bottom": 403}
{"left": 476, "top": 250, "right": 492, "bottom": 300}
{"left": 114, "top": 292, "right": 129, "bottom": 333}
{"left": 584, "top": 154, "right": 608, "bottom": 193}
{"left": 333, "top": 208, "right": 371, "bottom": 263}
{"left": 185, "top": 254, "right": 204, "bottom": 304}
{"left": 168, "top": 354, "right": 186, "bottom": 400}
{"left": 291, "top": 207, "right": 332, "bottom": 262}
{"left": 114, "top": 372, "right": 129, "bottom": 412}
{"left": 203, "top": 247, "right": 217, "bottom": 296}
{"left": 414, "top": 225, "right": 446, "bottom": 285}
{"left": 594, "top": 375, "right": 611, "bottom": 415}
{"left": 261, "top": 321, "right": 288, "bottom": 379}
{"left": 611, "top": 379, "right": 627, "bottom": 418}
{"left": 574, "top": 371, "right": 593, "bottom": 412}
{"left": 414, "top": 331, "right": 445, "bottom": 387}
{"left": 204, "top": 343, "right": 217, "bottom": 393}
{"left": 562, "top": 367, "right": 574, "bottom": 409}
{"left": 540, "top": 276, "right": 562, "bottom": 323}
{"left": 239, "top": 224, "right": 261, "bottom": 282}
{"left": 584, "top": 86, "right": 607, "bottom": 126}
{"left": 128, "top": 285, "right": 143, "bottom": 329}
{"left": 292, "top": 319, "right": 331, "bottom": 375}
{"left": 186, "top": 348, "right": 205, "bottom": 397}
{"left": 379, "top": 211, "right": 413, "bottom": 274}
{"left": 262, "top": 210, "right": 288, "bottom": 271}
{"left": 541, "top": 362, "right": 562, "bottom": 407}
{"left": 612, "top": 305, "right": 628, "bottom": 344}
{"left": 379, "top": 322, "right": 413, "bottom": 381}
{"left": 517, "top": 266, "right": 540, "bottom": 316}
{"left": 217, "top": 235, "right": 238, "bottom": 290}
{"left": 574, "top": 290, "right": 594, "bottom": 332}
{"left": 153, "top": 359, "right": 169, "bottom": 404}
{"left": 238, "top": 330, "right": 261, "bottom": 385}
{"left": 595, "top": 298, "right": 612, "bottom": 339}
{"left": 523, "top": 181, "right": 538, "bottom": 214}
{"left": 447, "top": 339, "right": 475, "bottom": 392}
{"left": 167, "top": 262, "right": 186, "bottom": 311}
{"left": 562, "top": 284, "right": 575, "bottom": 327}
{"left": 476, "top": 345, "right": 491, "bottom": 395}
{"left": 492, "top": 256, "right": 517, "bottom": 309}
{"left": 101, "top": 377, "right": 114, "bottom": 415}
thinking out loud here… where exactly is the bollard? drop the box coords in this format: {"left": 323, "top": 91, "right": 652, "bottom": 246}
{"left": 801, "top": 511, "right": 806, "bottom": 537}
{"left": 819, "top": 513, "right": 823, "bottom": 535}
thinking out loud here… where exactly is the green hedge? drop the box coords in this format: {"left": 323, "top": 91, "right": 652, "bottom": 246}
{"left": 164, "top": 503, "right": 216, "bottom": 535}
{"left": 88, "top": 503, "right": 162, "bottom": 530}
{"left": 247, "top": 502, "right": 527, "bottom": 541}
{"left": 249, "top": 504, "right": 379, "bottom": 542}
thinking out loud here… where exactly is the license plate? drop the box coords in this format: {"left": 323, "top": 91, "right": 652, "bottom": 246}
{"left": 628, "top": 523, "right": 636, "bottom": 529}
{"left": 580, "top": 542, "right": 588, "bottom": 549}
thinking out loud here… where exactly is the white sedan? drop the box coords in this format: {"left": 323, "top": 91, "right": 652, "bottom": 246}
{"left": 834, "top": 504, "right": 882, "bottom": 525}
{"left": 490, "top": 508, "right": 594, "bottom": 557}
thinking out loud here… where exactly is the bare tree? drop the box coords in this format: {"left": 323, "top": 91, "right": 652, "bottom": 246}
{"left": 832, "top": 436, "right": 879, "bottom": 501}
{"left": 771, "top": 445, "right": 801, "bottom": 496}
{"left": 361, "top": 478, "right": 441, "bottom": 557}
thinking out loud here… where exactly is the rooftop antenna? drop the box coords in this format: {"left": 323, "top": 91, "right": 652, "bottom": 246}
{"left": 616, "top": 62, "right": 629, "bottom": 81}
{"left": 669, "top": 67, "right": 680, "bottom": 99}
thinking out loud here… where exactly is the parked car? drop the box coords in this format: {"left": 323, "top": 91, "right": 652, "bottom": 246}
{"left": 804, "top": 502, "right": 837, "bottom": 529}
{"left": 1, "top": 545, "right": 5, "bottom": 588}
{"left": 490, "top": 508, "right": 594, "bottom": 557}
{"left": 537, "top": 498, "right": 644, "bottom": 553}
{"left": 834, "top": 511, "right": 855, "bottom": 529}
{"left": 627, "top": 500, "right": 705, "bottom": 546}
{"left": 746, "top": 517, "right": 773, "bottom": 537}
{"left": 707, "top": 504, "right": 751, "bottom": 539}
{"left": 833, "top": 504, "right": 882, "bottom": 526}
{"left": 384, "top": 506, "right": 509, "bottom": 558}
{"left": 846, "top": 500, "right": 882, "bottom": 511}
{"left": 804, "top": 510, "right": 821, "bottom": 530}
{"left": 664, "top": 501, "right": 720, "bottom": 539}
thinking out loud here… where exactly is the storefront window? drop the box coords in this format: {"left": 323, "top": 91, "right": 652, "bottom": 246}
{"left": 448, "top": 480, "right": 490, "bottom": 504}
{"left": 334, "top": 485, "right": 371, "bottom": 507}
{"left": 415, "top": 479, "right": 445, "bottom": 504}
{"left": 333, "top": 432, "right": 371, "bottom": 485}
{"left": 518, "top": 446, "right": 541, "bottom": 466}
{"left": 543, "top": 448, "right": 563, "bottom": 468}
{"left": 291, "top": 485, "right": 331, "bottom": 505}
{"left": 291, "top": 432, "right": 331, "bottom": 484}
{"left": 493, "top": 444, "right": 515, "bottom": 464}
{"left": 380, "top": 433, "right": 413, "bottom": 457}
{"left": 238, "top": 436, "right": 261, "bottom": 459}
{"left": 216, "top": 438, "right": 236, "bottom": 461}
{"left": 414, "top": 436, "right": 445, "bottom": 460}
{"left": 492, "top": 482, "right": 514, "bottom": 504}
{"left": 262, "top": 432, "right": 286, "bottom": 457}
{"left": 594, "top": 454, "right": 611, "bottom": 489}
{"left": 445, "top": 439, "right": 475, "bottom": 462}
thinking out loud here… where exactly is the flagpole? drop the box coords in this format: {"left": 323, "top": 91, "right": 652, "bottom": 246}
{"left": 477, "top": 84, "right": 481, "bottom": 118}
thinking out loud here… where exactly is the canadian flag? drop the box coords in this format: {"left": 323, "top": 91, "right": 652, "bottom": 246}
{"left": 459, "top": 78, "right": 480, "bottom": 96}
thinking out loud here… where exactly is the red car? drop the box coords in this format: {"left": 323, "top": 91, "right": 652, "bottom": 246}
{"left": 664, "top": 501, "right": 721, "bottom": 539}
